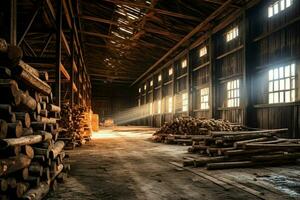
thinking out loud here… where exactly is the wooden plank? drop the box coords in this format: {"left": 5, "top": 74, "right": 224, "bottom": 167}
{"left": 60, "top": 63, "right": 70, "bottom": 81}
{"left": 72, "top": 82, "right": 77, "bottom": 93}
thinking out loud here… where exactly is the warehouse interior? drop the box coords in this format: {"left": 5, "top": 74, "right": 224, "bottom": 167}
{"left": 0, "top": 0, "right": 300, "bottom": 199}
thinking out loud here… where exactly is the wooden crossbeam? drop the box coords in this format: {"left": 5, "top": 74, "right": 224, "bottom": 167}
{"left": 102, "top": 0, "right": 201, "bottom": 21}
{"left": 72, "top": 82, "right": 78, "bottom": 92}
{"left": 80, "top": 31, "right": 113, "bottom": 39}
{"left": 60, "top": 63, "right": 70, "bottom": 81}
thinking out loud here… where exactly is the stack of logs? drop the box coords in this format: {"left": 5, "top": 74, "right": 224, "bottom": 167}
{"left": 152, "top": 117, "right": 244, "bottom": 145}
{"left": 58, "top": 103, "right": 92, "bottom": 149}
{"left": 0, "top": 39, "right": 69, "bottom": 199}
{"left": 183, "top": 128, "right": 300, "bottom": 169}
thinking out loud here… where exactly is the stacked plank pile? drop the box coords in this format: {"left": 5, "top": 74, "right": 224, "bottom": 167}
{"left": 182, "top": 128, "right": 300, "bottom": 170}
{"left": 152, "top": 117, "right": 243, "bottom": 145}
{"left": 58, "top": 103, "right": 76, "bottom": 149}
{"left": 58, "top": 104, "right": 92, "bottom": 149}
{"left": 0, "top": 38, "right": 70, "bottom": 199}
{"left": 72, "top": 106, "right": 92, "bottom": 145}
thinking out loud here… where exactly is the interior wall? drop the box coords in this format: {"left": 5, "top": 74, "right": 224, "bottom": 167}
{"left": 92, "top": 82, "right": 134, "bottom": 123}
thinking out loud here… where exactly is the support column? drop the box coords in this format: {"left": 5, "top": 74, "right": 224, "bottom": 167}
{"left": 70, "top": 18, "right": 75, "bottom": 107}
{"left": 10, "top": 0, "right": 17, "bottom": 45}
{"left": 55, "top": 0, "right": 62, "bottom": 108}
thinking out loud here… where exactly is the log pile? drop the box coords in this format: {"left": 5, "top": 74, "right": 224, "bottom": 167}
{"left": 152, "top": 117, "right": 244, "bottom": 144}
{"left": 182, "top": 128, "right": 300, "bottom": 170}
{"left": 58, "top": 104, "right": 92, "bottom": 149}
{"left": 0, "top": 38, "right": 70, "bottom": 199}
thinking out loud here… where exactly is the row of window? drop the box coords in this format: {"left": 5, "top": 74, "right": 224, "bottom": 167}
{"left": 139, "top": 62, "right": 297, "bottom": 113}
{"left": 268, "top": 0, "right": 293, "bottom": 18}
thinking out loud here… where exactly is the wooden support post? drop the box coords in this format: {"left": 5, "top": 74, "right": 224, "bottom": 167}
{"left": 209, "top": 33, "right": 214, "bottom": 118}
{"left": 10, "top": 0, "right": 17, "bottom": 45}
{"left": 55, "top": 0, "right": 62, "bottom": 108}
{"left": 71, "top": 19, "right": 75, "bottom": 107}
{"left": 187, "top": 51, "right": 192, "bottom": 117}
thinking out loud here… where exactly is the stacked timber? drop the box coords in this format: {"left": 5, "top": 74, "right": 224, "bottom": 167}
{"left": 0, "top": 38, "right": 70, "bottom": 200}
{"left": 58, "top": 104, "right": 92, "bottom": 149}
{"left": 152, "top": 117, "right": 244, "bottom": 145}
{"left": 182, "top": 128, "right": 300, "bottom": 170}
{"left": 58, "top": 103, "right": 76, "bottom": 149}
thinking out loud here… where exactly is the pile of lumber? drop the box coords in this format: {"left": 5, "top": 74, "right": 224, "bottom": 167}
{"left": 72, "top": 105, "right": 92, "bottom": 144}
{"left": 182, "top": 128, "right": 300, "bottom": 170}
{"left": 0, "top": 38, "right": 70, "bottom": 199}
{"left": 152, "top": 117, "right": 244, "bottom": 144}
{"left": 58, "top": 104, "right": 92, "bottom": 149}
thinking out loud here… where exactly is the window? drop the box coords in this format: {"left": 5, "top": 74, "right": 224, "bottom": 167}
{"left": 227, "top": 79, "right": 240, "bottom": 107}
{"left": 138, "top": 88, "right": 141, "bottom": 93}
{"left": 158, "top": 74, "right": 162, "bottom": 82}
{"left": 150, "top": 80, "right": 153, "bottom": 87}
{"left": 168, "top": 68, "right": 173, "bottom": 76}
{"left": 182, "top": 93, "right": 188, "bottom": 111}
{"left": 200, "top": 88, "right": 209, "bottom": 110}
{"left": 144, "top": 84, "right": 147, "bottom": 90}
{"left": 199, "top": 46, "right": 207, "bottom": 57}
{"left": 226, "top": 27, "right": 239, "bottom": 42}
{"left": 157, "top": 100, "right": 161, "bottom": 114}
{"left": 168, "top": 97, "right": 173, "bottom": 113}
{"left": 268, "top": 0, "right": 293, "bottom": 18}
{"left": 268, "top": 63, "right": 295, "bottom": 104}
{"left": 149, "top": 102, "right": 153, "bottom": 115}
{"left": 181, "top": 59, "right": 187, "bottom": 68}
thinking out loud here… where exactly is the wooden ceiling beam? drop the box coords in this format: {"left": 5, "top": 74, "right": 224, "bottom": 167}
{"left": 131, "top": 0, "right": 234, "bottom": 86}
{"left": 102, "top": 0, "right": 201, "bottom": 21}
{"left": 80, "top": 31, "right": 114, "bottom": 39}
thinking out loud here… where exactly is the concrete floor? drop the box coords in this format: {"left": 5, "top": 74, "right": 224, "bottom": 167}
{"left": 47, "top": 127, "right": 300, "bottom": 200}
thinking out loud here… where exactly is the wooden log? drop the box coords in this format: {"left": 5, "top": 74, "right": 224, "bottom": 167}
{"left": 12, "top": 64, "right": 51, "bottom": 95}
{"left": 21, "top": 145, "right": 34, "bottom": 159}
{"left": 39, "top": 110, "right": 48, "bottom": 118}
{"left": 251, "top": 152, "right": 300, "bottom": 162}
{"left": 39, "top": 117, "right": 57, "bottom": 124}
{"left": 29, "top": 162, "right": 43, "bottom": 177}
{"left": 46, "top": 104, "right": 61, "bottom": 113}
{"left": 36, "top": 103, "right": 41, "bottom": 115}
{"left": 225, "top": 149, "right": 273, "bottom": 157}
{"left": 32, "top": 155, "right": 45, "bottom": 163}
{"left": 0, "top": 39, "right": 8, "bottom": 52}
{"left": 0, "top": 44, "right": 22, "bottom": 67}
{"left": 32, "top": 147, "right": 50, "bottom": 159}
{"left": 22, "top": 128, "right": 33, "bottom": 136}
{"left": 18, "top": 60, "right": 40, "bottom": 78}
{"left": 245, "top": 143, "right": 300, "bottom": 150}
{"left": 14, "top": 112, "right": 31, "bottom": 128}
{"left": 0, "top": 154, "right": 31, "bottom": 176}
{"left": 50, "top": 141, "right": 65, "bottom": 159}
{"left": 42, "top": 167, "right": 50, "bottom": 183}
{"left": 234, "top": 137, "right": 271, "bottom": 148}
{"left": 50, "top": 179, "right": 58, "bottom": 191}
{"left": 206, "top": 161, "right": 254, "bottom": 170}
{"left": 19, "top": 91, "right": 37, "bottom": 111}
{"left": 0, "top": 132, "right": 52, "bottom": 148}
{"left": 194, "top": 156, "right": 226, "bottom": 167}
{"left": 7, "top": 121, "right": 23, "bottom": 138}
{"left": 0, "top": 105, "right": 15, "bottom": 122}
{"left": 16, "top": 182, "right": 30, "bottom": 198}
{"left": 39, "top": 71, "right": 49, "bottom": 81}
{"left": 7, "top": 177, "right": 17, "bottom": 188}
{"left": 0, "top": 120, "right": 8, "bottom": 139}
{"left": 30, "top": 122, "right": 46, "bottom": 131}
{"left": 0, "top": 79, "right": 21, "bottom": 106}
{"left": 0, "top": 179, "right": 8, "bottom": 192}
{"left": 39, "top": 96, "right": 49, "bottom": 104}
{"left": 22, "top": 182, "right": 49, "bottom": 200}
{"left": 57, "top": 172, "right": 67, "bottom": 183}
{"left": 210, "top": 129, "right": 288, "bottom": 137}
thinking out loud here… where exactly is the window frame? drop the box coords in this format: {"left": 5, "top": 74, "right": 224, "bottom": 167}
{"left": 200, "top": 87, "right": 209, "bottom": 110}
{"left": 226, "top": 79, "right": 240, "bottom": 108}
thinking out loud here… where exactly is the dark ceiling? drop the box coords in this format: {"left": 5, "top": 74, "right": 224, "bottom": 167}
{"left": 15, "top": 0, "right": 253, "bottom": 86}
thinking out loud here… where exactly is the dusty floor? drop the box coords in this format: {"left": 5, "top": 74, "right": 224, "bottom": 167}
{"left": 47, "top": 127, "right": 300, "bottom": 200}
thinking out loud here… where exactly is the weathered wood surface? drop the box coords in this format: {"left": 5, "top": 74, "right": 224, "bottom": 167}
{"left": 0, "top": 154, "right": 31, "bottom": 176}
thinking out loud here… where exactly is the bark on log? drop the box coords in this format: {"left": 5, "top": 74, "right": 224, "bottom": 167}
{"left": 18, "top": 60, "right": 39, "bottom": 78}
{"left": 25, "top": 176, "right": 40, "bottom": 187}
{"left": 29, "top": 162, "right": 43, "bottom": 177}
{"left": 0, "top": 132, "right": 52, "bottom": 148}
{"left": 39, "top": 110, "right": 48, "bottom": 118}
{"left": 23, "top": 182, "right": 50, "bottom": 200}
{"left": 21, "top": 145, "right": 34, "bottom": 159}
{"left": 32, "top": 147, "right": 50, "bottom": 159}
{"left": 0, "top": 154, "right": 31, "bottom": 176}
{"left": 30, "top": 122, "right": 46, "bottom": 131}
{"left": 50, "top": 141, "right": 65, "bottom": 159}
{"left": 251, "top": 153, "right": 300, "bottom": 162}
{"left": 206, "top": 161, "right": 254, "bottom": 170}
{"left": 0, "top": 146, "right": 20, "bottom": 158}
{"left": 39, "top": 71, "right": 48, "bottom": 81}
{"left": 7, "top": 121, "right": 23, "bottom": 138}
{"left": 19, "top": 91, "right": 37, "bottom": 111}
{"left": 22, "top": 128, "right": 33, "bottom": 136}
{"left": 0, "top": 120, "right": 8, "bottom": 139}
{"left": 12, "top": 65, "right": 51, "bottom": 95}
{"left": 46, "top": 104, "right": 61, "bottom": 113}
{"left": 15, "top": 112, "right": 31, "bottom": 128}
